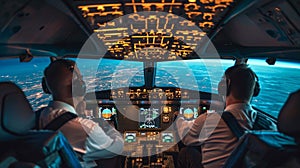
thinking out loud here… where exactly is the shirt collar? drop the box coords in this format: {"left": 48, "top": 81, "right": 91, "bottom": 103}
{"left": 48, "top": 101, "right": 77, "bottom": 114}
{"left": 224, "top": 103, "right": 253, "bottom": 112}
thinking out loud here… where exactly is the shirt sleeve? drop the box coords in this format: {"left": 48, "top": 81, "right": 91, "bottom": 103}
{"left": 175, "top": 113, "right": 208, "bottom": 146}
{"left": 175, "top": 117, "right": 194, "bottom": 140}
{"left": 78, "top": 118, "right": 124, "bottom": 161}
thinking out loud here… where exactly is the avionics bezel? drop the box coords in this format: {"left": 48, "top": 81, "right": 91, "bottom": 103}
{"left": 124, "top": 131, "right": 138, "bottom": 143}
{"left": 98, "top": 104, "right": 117, "bottom": 121}
{"left": 161, "top": 131, "right": 175, "bottom": 144}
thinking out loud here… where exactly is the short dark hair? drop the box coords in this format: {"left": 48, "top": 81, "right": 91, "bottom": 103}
{"left": 225, "top": 64, "right": 257, "bottom": 100}
{"left": 44, "top": 59, "right": 75, "bottom": 77}
{"left": 44, "top": 59, "right": 76, "bottom": 92}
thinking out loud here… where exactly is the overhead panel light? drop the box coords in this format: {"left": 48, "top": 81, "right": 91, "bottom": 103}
{"left": 75, "top": 0, "right": 236, "bottom": 60}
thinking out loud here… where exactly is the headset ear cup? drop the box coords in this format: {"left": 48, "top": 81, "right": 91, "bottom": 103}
{"left": 72, "top": 79, "right": 86, "bottom": 97}
{"left": 253, "top": 81, "right": 260, "bottom": 97}
{"left": 42, "top": 77, "right": 51, "bottom": 94}
{"left": 218, "top": 78, "right": 229, "bottom": 96}
{"left": 226, "top": 79, "right": 231, "bottom": 96}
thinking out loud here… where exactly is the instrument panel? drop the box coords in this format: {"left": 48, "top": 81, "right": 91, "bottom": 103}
{"left": 85, "top": 87, "right": 217, "bottom": 132}
{"left": 84, "top": 87, "right": 221, "bottom": 167}
{"left": 89, "top": 103, "right": 209, "bottom": 131}
{"left": 89, "top": 87, "right": 211, "bottom": 100}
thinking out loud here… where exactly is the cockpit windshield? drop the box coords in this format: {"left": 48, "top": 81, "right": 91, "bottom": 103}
{"left": 1, "top": 58, "right": 300, "bottom": 118}
{"left": 156, "top": 59, "right": 229, "bottom": 91}
{"left": 248, "top": 59, "right": 300, "bottom": 117}
{"left": 77, "top": 58, "right": 145, "bottom": 91}
{"left": 156, "top": 59, "right": 300, "bottom": 117}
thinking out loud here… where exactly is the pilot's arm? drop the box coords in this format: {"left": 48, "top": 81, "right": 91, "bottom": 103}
{"left": 78, "top": 118, "right": 124, "bottom": 161}
{"left": 175, "top": 113, "right": 207, "bottom": 146}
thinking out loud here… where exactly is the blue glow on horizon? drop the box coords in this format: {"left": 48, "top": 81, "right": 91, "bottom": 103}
{"left": 182, "top": 58, "right": 300, "bottom": 69}
{"left": 248, "top": 59, "right": 300, "bottom": 69}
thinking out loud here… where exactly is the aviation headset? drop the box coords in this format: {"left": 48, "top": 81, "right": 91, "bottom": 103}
{"left": 218, "top": 64, "right": 260, "bottom": 97}
{"left": 42, "top": 59, "right": 86, "bottom": 97}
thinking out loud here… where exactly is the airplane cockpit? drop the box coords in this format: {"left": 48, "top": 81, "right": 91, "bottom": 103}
{"left": 1, "top": 0, "right": 300, "bottom": 167}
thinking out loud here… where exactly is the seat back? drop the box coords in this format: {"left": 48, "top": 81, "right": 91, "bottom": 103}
{"left": 0, "top": 130, "right": 82, "bottom": 168}
{"left": 0, "top": 81, "right": 35, "bottom": 140}
{"left": 0, "top": 81, "right": 82, "bottom": 168}
{"left": 221, "top": 109, "right": 300, "bottom": 168}
{"left": 278, "top": 90, "right": 300, "bottom": 141}
{"left": 224, "top": 131, "right": 300, "bottom": 168}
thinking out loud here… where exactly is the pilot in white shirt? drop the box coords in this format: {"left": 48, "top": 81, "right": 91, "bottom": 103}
{"left": 175, "top": 64, "right": 259, "bottom": 168}
{"left": 39, "top": 59, "right": 124, "bottom": 167}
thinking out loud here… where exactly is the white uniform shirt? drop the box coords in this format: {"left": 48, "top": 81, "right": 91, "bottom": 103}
{"left": 38, "top": 101, "right": 124, "bottom": 162}
{"left": 176, "top": 103, "right": 257, "bottom": 168}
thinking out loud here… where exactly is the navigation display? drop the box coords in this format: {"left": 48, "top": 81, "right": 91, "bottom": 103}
{"left": 180, "top": 106, "right": 199, "bottom": 120}
{"left": 139, "top": 107, "right": 160, "bottom": 129}
{"left": 98, "top": 105, "right": 117, "bottom": 120}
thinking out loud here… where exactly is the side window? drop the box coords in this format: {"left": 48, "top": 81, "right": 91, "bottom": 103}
{"left": 0, "top": 58, "right": 51, "bottom": 110}
{"left": 156, "top": 59, "right": 300, "bottom": 118}
{"left": 248, "top": 59, "right": 300, "bottom": 118}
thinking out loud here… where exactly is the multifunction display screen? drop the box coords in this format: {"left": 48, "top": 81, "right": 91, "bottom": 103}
{"left": 139, "top": 107, "right": 161, "bottom": 129}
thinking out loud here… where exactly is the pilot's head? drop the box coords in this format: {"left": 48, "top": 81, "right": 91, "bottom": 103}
{"left": 42, "top": 59, "right": 86, "bottom": 107}
{"left": 218, "top": 64, "right": 260, "bottom": 104}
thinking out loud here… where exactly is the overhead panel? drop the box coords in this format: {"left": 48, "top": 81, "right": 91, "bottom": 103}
{"left": 73, "top": 0, "right": 236, "bottom": 61}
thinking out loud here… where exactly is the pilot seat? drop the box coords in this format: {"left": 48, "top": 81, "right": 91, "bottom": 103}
{"left": 223, "top": 98, "right": 300, "bottom": 168}
{"left": 0, "top": 81, "right": 81, "bottom": 168}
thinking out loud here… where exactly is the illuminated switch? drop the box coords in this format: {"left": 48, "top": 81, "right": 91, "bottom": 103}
{"left": 163, "top": 106, "right": 169, "bottom": 113}
{"left": 162, "top": 115, "right": 170, "bottom": 123}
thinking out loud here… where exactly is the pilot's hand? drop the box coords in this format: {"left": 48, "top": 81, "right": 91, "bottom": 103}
{"left": 110, "top": 114, "right": 118, "bottom": 129}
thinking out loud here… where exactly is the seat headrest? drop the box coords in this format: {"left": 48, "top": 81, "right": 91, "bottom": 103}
{"left": 278, "top": 89, "right": 300, "bottom": 139}
{"left": 0, "top": 82, "right": 35, "bottom": 140}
